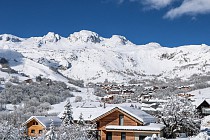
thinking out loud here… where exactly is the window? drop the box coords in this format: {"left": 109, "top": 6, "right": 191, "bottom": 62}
{"left": 31, "top": 130, "right": 35, "bottom": 133}
{"left": 39, "top": 130, "right": 42, "bottom": 134}
{"left": 97, "top": 122, "right": 100, "bottom": 128}
{"left": 139, "top": 136, "right": 146, "bottom": 140}
{"left": 119, "top": 115, "right": 124, "bottom": 126}
{"left": 106, "top": 132, "right": 112, "bottom": 140}
{"left": 33, "top": 122, "right": 38, "bottom": 125}
{"left": 121, "top": 132, "right": 126, "bottom": 140}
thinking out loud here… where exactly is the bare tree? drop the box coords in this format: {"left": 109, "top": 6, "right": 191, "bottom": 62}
{"left": 160, "top": 96, "right": 200, "bottom": 138}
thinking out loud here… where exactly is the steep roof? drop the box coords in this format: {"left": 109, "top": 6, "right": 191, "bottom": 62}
{"left": 91, "top": 106, "right": 156, "bottom": 124}
{"left": 194, "top": 99, "right": 210, "bottom": 109}
{"left": 23, "top": 116, "right": 62, "bottom": 129}
{"left": 58, "top": 106, "right": 115, "bottom": 121}
{"left": 58, "top": 105, "right": 156, "bottom": 124}
{"left": 118, "top": 106, "right": 156, "bottom": 124}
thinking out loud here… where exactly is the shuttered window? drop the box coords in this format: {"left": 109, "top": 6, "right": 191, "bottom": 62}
{"left": 119, "top": 115, "right": 124, "bottom": 126}
{"left": 31, "top": 130, "right": 35, "bottom": 133}
{"left": 121, "top": 132, "right": 126, "bottom": 140}
{"left": 106, "top": 132, "right": 112, "bottom": 140}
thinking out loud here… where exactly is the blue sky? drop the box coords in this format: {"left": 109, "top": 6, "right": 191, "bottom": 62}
{"left": 0, "top": 0, "right": 210, "bottom": 47}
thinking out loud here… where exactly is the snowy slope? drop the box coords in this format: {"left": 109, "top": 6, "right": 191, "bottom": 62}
{"left": 0, "top": 30, "right": 210, "bottom": 83}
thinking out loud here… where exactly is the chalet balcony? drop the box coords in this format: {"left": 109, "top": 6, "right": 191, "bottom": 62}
{"left": 202, "top": 108, "right": 210, "bottom": 115}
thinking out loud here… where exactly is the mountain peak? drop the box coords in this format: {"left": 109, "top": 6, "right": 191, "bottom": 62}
{"left": 42, "top": 32, "right": 61, "bottom": 43}
{"left": 109, "top": 35, "right": 132, "bottom": 45}
{"left": 0, "top": 34, "right": 22, "bottom": 42}
{"left": 145, "top": 42, "right": 162, "bottom": 48}
{"left": 68, "top": 30, "right": 102, "bottom": 43}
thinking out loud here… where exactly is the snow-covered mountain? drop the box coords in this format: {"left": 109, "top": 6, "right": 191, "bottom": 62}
{"left": 0, "top": 30, "right": 210, "bottom": 83}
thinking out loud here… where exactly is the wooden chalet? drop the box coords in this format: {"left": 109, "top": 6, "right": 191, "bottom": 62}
{"left": 22, "top": 116, "right": 62, "bottom": 137}
{"left": 177, "top": 93, "right": 194, "bottom": 98}
{"left": 177, "top": 86, "right": 191, "bottom": 91}
{"left": 91, "top": 106, "right": 165, "bottom": 140}
{"left": 196, "top": 99, "right": 210, "bottom": 115}
{"left": 107, "top": 90, "right": 121, "bottom": 95}
{"left": 101, "top": 95, "right": 115, "bottom": 103}
{"left": 58, "top": 102, "right": 165, "bottom": 140}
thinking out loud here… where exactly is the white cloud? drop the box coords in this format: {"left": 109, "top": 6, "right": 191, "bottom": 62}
{"left": 140, "top": 0, "right": 176, "bottom": 9}
{"left": 164, "top": 0, "right": 210, "bottom": 19}
{"left": 103, "top": 0, "right": 210, "bottom": 19}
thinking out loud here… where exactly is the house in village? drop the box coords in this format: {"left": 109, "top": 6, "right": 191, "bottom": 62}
{"left": 177, "top": 85, "right": 191, "bottom": 91}
{"left": 177, "top": 93, "right": 194, "bottom": 98}
{"left": 22, "top": 116, "right": 62, "bottom": 137}
{"left": 58, "top": 103, "right": 165, "bottom": 140}
{"left": 195, "top": 99, "right": 210, "bottom": 116}
{"left": 92, "top": 106, "right": 165, "bottom": 140}
{"left": 101, "top": 95, "right": 115, "bottom": 103}
{"left": 23, "top": 102, "right": 165, "bottom": 139}
{"left": 102, "top": 89, "right": 135, "bottom": 103}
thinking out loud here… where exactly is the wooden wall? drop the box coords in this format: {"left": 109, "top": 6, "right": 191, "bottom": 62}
{"left": 112, "top": 132, "right": 121, "bottom": 140}
{"left": 100, "top": 131, "right": 135, "bottom": 140}
{"left": 112, "top": 132, "right": 135, "bottom": 140}
{"left": 96, "top": 109, "right": 162, "bottom": 140}
{"left": 126, "top": 132, "right": 135, "bottom": 140}
{"left": 98, "top": 110, "right": 142, "bottom": 130}
{"left": 27, "top": 119, "right": 45, "bottom": 137}
{"left": 97, "top": 109, "right": 142, "bottom": 140}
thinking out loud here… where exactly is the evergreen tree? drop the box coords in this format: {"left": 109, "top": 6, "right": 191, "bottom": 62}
{"left": 61, "top": 99, "right": 74, "bottom": 125}
{"left": 45, "top": 120, "right": 57, "bottom": 140}
{"left": 0, "top": 121, "right": 20, "bottom": 140}
{"left": 58, "top": 101, "right": 96, "bottom": 140}
{"left": 77, "top": 113, "right": 85, "bottom": 126}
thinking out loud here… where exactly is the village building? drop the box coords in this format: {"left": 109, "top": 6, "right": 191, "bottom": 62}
{"left": 92, "top": 106, "right": 165, "bottom": 140}
{"left": 101, "top": 95, "right": 115, "bottom": 103}
{"left": 177, "top": 93, "right": 195, "bottom": 98}
{"left": 58, "top": 104, "right": 165, "bottom": 140}
{"left": 177, "top": 85, "right": 192, "bottom": 91}
{"left": 102, "top": 88, "right": 135, "bottom": 103}
{"left": 195, "top": 99, "right": 210, "bottom": 116}
{"left": 22, "top": 116, "right": 62, "bottom": 137}
{"left": 24, "top": 101, "right": 165, "bottom": 139}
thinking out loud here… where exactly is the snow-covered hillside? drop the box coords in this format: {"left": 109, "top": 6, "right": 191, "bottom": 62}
{"left": 0, "top": 30, "right": 210, "bottom": 83}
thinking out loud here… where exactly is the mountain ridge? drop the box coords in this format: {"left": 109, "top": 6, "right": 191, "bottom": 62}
{"left": 0, "top": 30, "right": 210, "bottom": 83}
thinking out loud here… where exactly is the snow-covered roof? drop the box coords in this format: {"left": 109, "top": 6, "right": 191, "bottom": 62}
{"left": 103, "top": 95, "right": 114, "bottom": 98}
{"left": 192, "top": 99, "right": 210, "bottom": 108}
{"left": 23, "top": 116, "right": 62, "bottom": 129}
{"left": 106, "top": 123, "right": 165, "bottom": 131}
{"left": 58, "top": 106, "right": 115, "bottom": 121}
{"left": 117, "top": 106, "right": 156, "bottom": 124}
{"left": 58, "top": 106, "right": 156, "bottom": 124}
{"left": 145, "top": 99, "right": 168, "bottom": 103}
